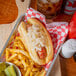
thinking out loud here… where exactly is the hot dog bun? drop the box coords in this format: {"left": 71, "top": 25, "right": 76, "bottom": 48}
{"left": 18, "top": 18, "right": 53, "bottom": 65}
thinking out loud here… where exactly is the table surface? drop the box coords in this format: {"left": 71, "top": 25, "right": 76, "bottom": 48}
{"left": 0, "top": 0, "right": 76, "bottom": 76}
{"left": 52, "top": 14, "right": 76, "bottom": 76}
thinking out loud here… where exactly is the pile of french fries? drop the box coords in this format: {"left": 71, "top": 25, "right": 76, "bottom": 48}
{"left": 5, "top": 35, "right": 46, "bottom": 76}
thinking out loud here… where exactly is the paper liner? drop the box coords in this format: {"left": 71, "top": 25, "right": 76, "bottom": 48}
{"left": 0, "top": 8, "right": 68, "bottom": 71}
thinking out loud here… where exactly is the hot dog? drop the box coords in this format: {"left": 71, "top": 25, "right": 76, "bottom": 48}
{"left": 18, "top": 18, "right": 53, "bottom": 65}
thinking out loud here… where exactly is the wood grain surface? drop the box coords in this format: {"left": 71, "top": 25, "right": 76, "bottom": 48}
{"left": 60, "top": 56, "right": 76, "bottom": 76}
{"left": 0, "top": 0, "right": 18, "bottom": 24}
{"left": 0, "top": 0, "right": 30, "bottom": 52}
{"left": 30, "top": 0, "right": 37, "bottom": 10}
{"left": 54, "top": 14, "right": 76, "bottom": 76}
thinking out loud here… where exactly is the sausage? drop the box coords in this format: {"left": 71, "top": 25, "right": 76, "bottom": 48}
{"left": 37, "top": 47, "right": 47, "bottom": 59}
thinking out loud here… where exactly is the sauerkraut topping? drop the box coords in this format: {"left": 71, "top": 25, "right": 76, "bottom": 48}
{"left": 27, "top": 24, "right": 47, "bottom": 59}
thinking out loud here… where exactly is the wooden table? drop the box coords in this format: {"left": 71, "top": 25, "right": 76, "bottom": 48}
{"left": 53, "top": 14, "right": 76, "bottom": 76}
{"left": 0, "top": 0, "right": 76, "bottom": 76}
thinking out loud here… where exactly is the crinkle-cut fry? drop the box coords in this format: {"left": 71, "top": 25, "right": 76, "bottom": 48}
{"left": 6, "top": 50, "right": 9, "bottom": 61}
{"left": 30, "top": 72, "right": 33, "bottom": 76}
{"left": 7, "top": 48, "right": 30, "bottom": 58}
{"left": 8, "top": 54, "right": 17, "bottom": 61}
{"left": 25, "top": 68, "right": 31, "bottom": 76}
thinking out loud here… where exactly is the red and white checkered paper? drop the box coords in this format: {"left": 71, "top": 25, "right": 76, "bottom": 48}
{"left": 25, "top": 8, "right": 68, "bottom": 70}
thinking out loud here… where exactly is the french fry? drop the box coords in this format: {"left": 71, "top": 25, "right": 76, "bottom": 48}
{"left": 15, "top": 37, "right": 21, "bottom": 40}
{"left": 35, "top": 71, "right": 40, "bottom": 76}
{"left": 34, "top": 63, "right": 41, "bottom": 68}
{"left": 6, "top": 50, "right": 9, "bottom": 61}
{"left": 8, "top": 54, "right": 17, "bottom": 61}
{"left": 18, "top": 54, "right": 23, "bottom": 60}
{"left": 13, "top": 59, "right": 22, "bottom": 66}
{"left": 22, "top": 60, "right": 28, "bottom": 70}
{"left": 40, "top": 70, "right": 46, "bottom": 76}
{"left": 13, "top": 37, "right": 25, "bottom": 50}
{"left": 18, "top": 54, "right": 28, "bottom": 70}
{"left": 30, "top": 72, "right": 33, "bottom": 76}
{"left": 5, "top": 35, "right": 46, "bottom": 76}
{"left": 25, "top": 68, "right": 31, "bottom": 76}
{"left": 14, "top": 42, "right": 23, "bottom": 49}
{"left": 20, "top": 69, "right": 26, "bottom": 76}
{"left": 8, "top": 48, "right": 29, "bottom": 58}
{"left": 32, "top": 68, "right": 39, "bottom": 72}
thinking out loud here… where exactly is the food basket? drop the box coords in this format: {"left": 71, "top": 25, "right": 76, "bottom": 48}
{"left": 0, "top": 8, "right": 68, "bottom": 76}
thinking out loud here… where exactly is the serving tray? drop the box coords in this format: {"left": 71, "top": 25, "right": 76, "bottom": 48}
{"left": 0, "top": 0, "right": 61, "bottom": 76}
{"left": 0, "top": 13, "right": 62, "bottom": 76}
